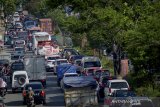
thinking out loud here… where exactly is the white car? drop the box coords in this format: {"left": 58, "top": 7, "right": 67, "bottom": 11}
{"left": 45, "top": 60, "right": 56, "bottom": 72}
{"left": 60, "top": 73, "right": 79, "bottom": 89}
{"left": 12, "top": 71, "right": 29, "bottom": 93}
{"left": 54, "top": 59, "right": 69, "bottom": 74}
{"left": 104, "top": 79, "right": 130, "bottom": 97}
{"left": 46, "top": 55, "right": 61, "bottom": 62}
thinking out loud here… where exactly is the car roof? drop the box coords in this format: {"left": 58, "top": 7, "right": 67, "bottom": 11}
{"left": 26, "top": 81, "right": 42, "bottom": 85}
{"left": 13, "top": 71, "right": 27, "bottom": 74}
{"left": 56, "top": 59, "right": 67, "bottom": 61}
{"left": 108, "top": 79, "right": 128, "bottom": 82}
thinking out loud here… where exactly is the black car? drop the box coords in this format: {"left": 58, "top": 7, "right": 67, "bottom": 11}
{"left": 22, "top": 82, "right": 46, "bottom": 105}
{"left": 10, "top": 61, "right": 24, "bottom": 72}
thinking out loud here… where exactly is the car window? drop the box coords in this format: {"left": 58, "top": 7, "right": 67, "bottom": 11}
{"left": 84, "top": 61, "right": 101, "bottom": 68}
{"left": 111, "top": 82, "right": 128, "bottom": 89}
{"left": 11, "top": 62, "right": 24, "bottom": 70}
{"left": 15, "top": 48, "right": 24, "bottom": 51}
{"left": 25, "top": 84, "right": 42, "bottom": 90}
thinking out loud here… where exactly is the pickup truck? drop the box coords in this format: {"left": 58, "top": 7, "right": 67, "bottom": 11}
{"left": 62, "top": 76, "right": 98, "bottom": 107}
{"left": 24, "top": 55, "right": 47, "bottom": 87}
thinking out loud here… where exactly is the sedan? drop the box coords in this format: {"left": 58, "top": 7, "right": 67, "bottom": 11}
{"left": 22, "top": 82, "right": 46, "bottom": 105}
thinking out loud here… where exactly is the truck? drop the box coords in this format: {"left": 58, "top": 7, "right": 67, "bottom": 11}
{"left": 32, "top": 32, "right": 51, "bottom": 55}
{"left": 37, "top": 41, "right": 59, "bottom": 58}
{"left": 39, "top": 18, "right": 53, "bottom": 34}
{"left": 24, "top": 55, "right": 47, "bottom": 87}
{"left": 63, "top": 76, "right": 98, "bottom": 107}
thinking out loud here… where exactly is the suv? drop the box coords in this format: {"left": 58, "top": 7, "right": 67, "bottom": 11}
{"left": 104, "top": 79, "right": 130, "bottom": 97}
{"left": 12, "top": 71, "right": 29, "bottom": 93}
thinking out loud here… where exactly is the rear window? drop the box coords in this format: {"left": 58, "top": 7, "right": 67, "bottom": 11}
{"left": 84, "top": 61, "right": 101, "bottom": 68}
{"left": 47, "top": 56, "right": 60, "bottom": 60}
{"left": 111, "top": 82, "right": 128, "bottom": 89}
{"left": 11, "top": 62, "right": 24, "bottom": 70}
{"left": 15, "top": 48, "right": 24, "bottom": 51}
{"left": 25, "top": 83, "right": 42, "bottom": 90}
{"left": 57, "top": 60, "right": 68, "bottom": 65}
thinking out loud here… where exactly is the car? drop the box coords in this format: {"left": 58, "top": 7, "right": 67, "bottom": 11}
{"left": 45, "top": 60, "right": 56, "bottom": 72}
{"left": 68, "top": 55, "right": 84, "bottom": 63}
{"left": 60, "top": 73, "right": 79, "bottom": 90}
{"left": 61, "top": 48, "right": 80, "bottom": 60}
{"left": 46, "top": 55, "right": 61, "bottom": 61}
{"left": 54, "top": 59, "right": 69, "bottom": 74}
{"left": 10, "top": 61, "right": 24, "bottom": 74}
{"left": 14, "top": 47, "right": 25, "bottom": 54}
{"left": 22, "top": 82, "right": 46, "bottom": 105}
{"left": 74, "top": 59, "right": 82, "bottom": 66}
{"left": 104, "top": 79, "right": 130, "bottom": 97}
{"left": 12, "top": 71, "right": 29, "bottom": 93}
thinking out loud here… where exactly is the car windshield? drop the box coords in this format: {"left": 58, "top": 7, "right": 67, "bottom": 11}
{"left": 11, "top": 62, "right": 24, "bottom": 70}
{"left": 115, "top": 90, "right": 136, "bottom": 97}
{"left": 111, "top": 82, "right": 128, "bottom": 89}
{"left": 57, "top": 60, "right": 67, "bottom": 65}
{"left": 25, "top": 83, "right": 42, "bottom": 90}
{"left": 15, "top": 48, "right": 24, "bottom": 51}
{"left": 84, "top": 61, "right": 101, "bottom": 68}
{"left": 48, "top": 56, "right": 60, "bottom": 60}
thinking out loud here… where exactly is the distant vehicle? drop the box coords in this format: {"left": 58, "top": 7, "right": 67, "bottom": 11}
{"left": 68, "top": 55, "right": 84, "bottom": 63}
{"left": 14, "top": 47, "right": 25, "bottom": 55}
{"left": 16, "top": 31, "right": 28, "bottom": 41}
{"left": 15, "top": 21, "right": 23, "bottom": 29}
{"left": 81, "top": 56, "right": 102, "bottom": 71}
{"left": 22, "top": 82, "right": 46, "bottom": 105}
{"left": 37, "top": 41, "right": 59, "bottom": 57}
{"left": 39, "top": 18, "right": 53, "bottom": 34}
{"left": 24, "top": 55, "right": 47, "bottom": 87}
{"left": 13, "top": 12, "right": 20, "bottom": 25}
{"left": 15, "top": 40, "right": 25, "bottom": 48}
{"left": 61, "top": 48, "right": 80, "bottom": 60}
{"left": 104, "top": 79, "right": 130, "bottom": 97}
{"left": 74, "top": 59, "right": 82, "bottom": 66}
{"left": 32, "top": 32, "right": 51, "bottom": 55}
{"left": 54, "top": 59, "right": 68, "bottom": 74}
{"left": 24, "top": 20, "right": 36, "bottom": 30}
{"left": 12, "top": 71, "right": 29, "bottom": 93}
{"left": 11, "top": 54, "right": 24, "bottom": 62}
{"left": 46, "top": 55, "right": 61, "bottom": 61}
{"left": 60, "top": 73, "right": 79, "bottom": 90}
{"left": 45, "top": 60, "right": 55, "bottom": 72}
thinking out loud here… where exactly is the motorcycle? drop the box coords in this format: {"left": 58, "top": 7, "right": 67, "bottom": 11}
{"left": 26, "top": 97, "right": 35, "bottom": 107}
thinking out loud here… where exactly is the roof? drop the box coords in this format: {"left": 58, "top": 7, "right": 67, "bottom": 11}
{"left": 108, "top": 79, "right": 128, "bottom": 83}
{"left": 39, "top": 18, "right": 52, "bottom": 21}
{"left": 33, "top": 32, "right": 50, "bottom": 36}
{"left": 13, "top": 71, "right": 27, "bottom": 75}
{"left": 56, "top": 59, "right": 67, "bottom": 61}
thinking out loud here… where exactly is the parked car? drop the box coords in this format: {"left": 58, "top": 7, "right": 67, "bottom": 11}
{"left": 104, "top": 79, "right": 130, "bottom": 97}
{"left": 22, "top": 82, "right": 46, "bottom": 105}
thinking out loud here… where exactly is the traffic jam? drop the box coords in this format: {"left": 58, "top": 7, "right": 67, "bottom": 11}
{"left": 0, "top": 10, "right": 155, "bottom": 107}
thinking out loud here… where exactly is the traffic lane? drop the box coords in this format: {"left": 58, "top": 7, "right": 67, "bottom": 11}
{"left": 4, "top": 72, "right": 65, "bottom": 107}
{"left": 45, "top": 73, "right": 65, "bottom": 107}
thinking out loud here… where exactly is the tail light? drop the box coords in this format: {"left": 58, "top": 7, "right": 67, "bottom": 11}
{"left": 41, "top": 79, "right": 45, "bottom": 83}
{"left": 109, "top": 88, "right": 111, "bottom": 93}
{"left": 22, "top": 90, "right": 26, "bottom": 96}
{"left": 40, "top": 90, "right": 45, "bottom": 97}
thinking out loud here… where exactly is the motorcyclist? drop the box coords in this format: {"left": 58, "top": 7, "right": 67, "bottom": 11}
{"left": 0, "top": 78, "right": 7, "bottom": 97}
{"left": 27, "top": 87, "right": 34, "bottom": 105}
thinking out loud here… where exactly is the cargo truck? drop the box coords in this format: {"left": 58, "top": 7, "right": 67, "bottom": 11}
{"left": 39, "top": 18, "right": 53, "bottom": 34}
{"left": 63, "top": 76, "right": 98, "bottom": 107}
{"left": 24, "top": 55, "right": 47, "bottom": 87}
